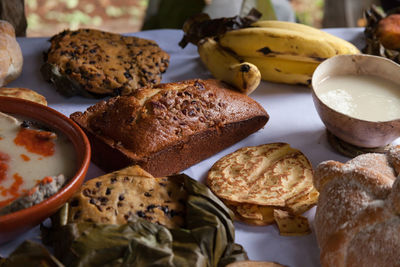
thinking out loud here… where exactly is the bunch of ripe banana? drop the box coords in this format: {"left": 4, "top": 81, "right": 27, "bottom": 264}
{"left": 197, "top": 20, "right": 360, "bottom": 94}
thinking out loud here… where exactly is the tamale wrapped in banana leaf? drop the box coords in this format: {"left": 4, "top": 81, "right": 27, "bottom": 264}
{"left": 30, "top": 173, "right": 246, "bottom": 267}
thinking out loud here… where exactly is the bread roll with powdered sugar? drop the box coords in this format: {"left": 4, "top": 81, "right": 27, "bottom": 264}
{"left": 0, "top": 20, "right": 23, "bottom": 86}
{"left": 314, "top": 146, "right": 400, "bottom": 266}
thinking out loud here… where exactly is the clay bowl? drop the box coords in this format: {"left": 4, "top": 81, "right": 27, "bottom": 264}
{"left": 0, "top": 97, "right": 91, "bottom": 244}
{"left": 312, "top": 54, "right": 400, "bottom": 148}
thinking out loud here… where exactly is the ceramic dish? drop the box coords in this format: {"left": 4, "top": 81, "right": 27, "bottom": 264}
{"left": 311, "top": 54, "right": 400, "bottom": 148}
{"left": 0, "top": 97, "right": 91, "bottom": 244}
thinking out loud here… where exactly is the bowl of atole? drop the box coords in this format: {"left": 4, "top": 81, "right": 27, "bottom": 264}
{"left": 311, "top": 54, "right": 400, "bottom": 148}
{"left": 0, "top": 97, "right": 91, "bottom": 244}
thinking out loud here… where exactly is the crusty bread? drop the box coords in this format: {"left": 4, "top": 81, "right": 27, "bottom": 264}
{"left": 377, "top": 14, "right": 400, "bottom": 50}
{"left": 0, "top": 20, "right": 23, "bottom": 86}
{"left": 0, "top": 87, "right": 47, "bottom": 105}
{"left": 70, "top": 79, "right": 269, "bottom": 177}
{"left": 314, "top": 145, "right": 400, "bottom": 266}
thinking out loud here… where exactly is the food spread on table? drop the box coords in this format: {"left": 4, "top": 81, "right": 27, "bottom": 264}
{"left": 1, "top": 6, "right": 400, "bottom": 267}
{"left": 43, "top": 165, "right": 247, "bottom": 266}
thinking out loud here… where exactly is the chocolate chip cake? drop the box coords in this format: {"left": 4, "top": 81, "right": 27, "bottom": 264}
{"left": 70, "top": 79, "right": 269, "bottom": 177}
{"left": 68, "top": 165, "right": 187, "bottom": 229}
{"left": 41, "top": 28, "right": 170, "bottom": 97}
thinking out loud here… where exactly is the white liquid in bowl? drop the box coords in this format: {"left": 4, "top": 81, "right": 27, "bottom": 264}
{"left": 0, "top": 112, "right": 76, "bottom": 206}
{"left": 316, "top": 74, "right": 400, "bottom": 122}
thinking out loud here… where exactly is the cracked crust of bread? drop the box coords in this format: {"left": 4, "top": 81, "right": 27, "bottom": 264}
{"left": 70, "top": 79, "right": 269, "bottom": 176}
{"left": 314, "top": 147, "right": 400, "bottom": 266}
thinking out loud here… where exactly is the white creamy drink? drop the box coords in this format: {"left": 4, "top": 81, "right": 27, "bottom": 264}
{"left": 0, "top": 112, "right": 75, "bottom": 210}
{"left": 316, "top": 74, "right": 400, "bottom": 122}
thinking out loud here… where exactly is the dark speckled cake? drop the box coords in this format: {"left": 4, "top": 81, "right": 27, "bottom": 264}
{"left": 41, "top": 28, "right": 170, "bottom": 97}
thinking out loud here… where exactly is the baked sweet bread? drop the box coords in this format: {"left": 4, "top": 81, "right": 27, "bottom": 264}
{"left": 0, "top": 20, "right": 23, "bottom": 86}
{"left": 377, "top": 14, "right": 400, "bottom": 50}
{"left": 41, "top": 28, "right": 170, "bottom": 97}
{"left": 0, "top": 87, "right": 47, "bottom": 105}
{"left": 67, "top": 165, "right": 187, "bottom": 229}
{"left": 70, "top": 79, "right": 269, "bottom": 177}
{"left": 314, "top": 145, "right": 400, "bottom": 266}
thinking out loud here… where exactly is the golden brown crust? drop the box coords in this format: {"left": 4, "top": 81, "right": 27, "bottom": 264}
{"left": 68, "top": 165, "right": 187, "bottom": 229}
{"left": 0, "top": 20, "right": 15, "bottom": 37}
{"left": 206, "top": 143, "right": 317, "bottom": 235}
{"left": 70, "top": 79, "right": 269, "bottom": 177}
{"left": 207, "top": 143, "right": 317, "bottom": 223}
{"left": 377, "top": 14, "right": 400, "bottom": 50}
{"left": 0, "top": 20, "right": 23, "bottom": 86}
{"left": 44, "top": 28, "right": 169, "bottom": 96}
{"left": 314, "top": 146, "right": 400, "bottom": 266}
{"left": 207, "top": 143, "right": 316, "bottom": 207}
{"left": 0, "top": 87, "right": 47, "bottom": 105}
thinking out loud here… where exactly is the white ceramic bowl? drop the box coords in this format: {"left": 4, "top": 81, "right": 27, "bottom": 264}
{"left": 311, "top": 54, "right": 400, "bottom": 148}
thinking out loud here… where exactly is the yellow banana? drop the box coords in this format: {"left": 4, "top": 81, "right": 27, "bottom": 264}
{"left": 251, "top": 20, "right": 360, "bottom": 55}
{"left": 219, "top": 27, "right": 338, "bottom": 62}
{"left": 198, "top": 37, "right": 261, "bottom": 95}
{"left": 243, "top": 56, "right": 319, "bottom": 85}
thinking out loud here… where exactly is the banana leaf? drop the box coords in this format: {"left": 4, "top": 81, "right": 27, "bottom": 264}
{"left": 0, "top": 240, "right": 63, "bottom": 267}
{"left": 38, "top": 173, "right": 248, "bottom": 267}
{"left": 179, "top": 8, "right": 261, "bottom": 48}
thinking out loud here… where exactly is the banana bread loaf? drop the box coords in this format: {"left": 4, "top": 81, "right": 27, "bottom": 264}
{"left": 70, "top": 79, "right": 269, "bottom": 176}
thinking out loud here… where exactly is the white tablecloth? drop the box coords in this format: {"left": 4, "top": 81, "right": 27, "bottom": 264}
{"left": 1, "top": 28, "right": 394, "bottom": 266}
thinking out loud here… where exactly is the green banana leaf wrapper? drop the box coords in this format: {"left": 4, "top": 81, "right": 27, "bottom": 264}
{"left": 0, "top": 241, "right": 63, "bottom": 267}
{"left": 2, "top": 174, "right": 247, "bottom": 267}
{"left": 363, "top": 5, "right": 400, "bottom": 64}
{"left": 179, "top": 8, "right": 261, "bottom": 48}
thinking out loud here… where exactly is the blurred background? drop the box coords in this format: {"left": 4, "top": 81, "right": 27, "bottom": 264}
{"left": 25, "top": 0, "right": 148, "bottom": 36}
{"left": 4, "top": 0, "right": 389, "bottom": 37}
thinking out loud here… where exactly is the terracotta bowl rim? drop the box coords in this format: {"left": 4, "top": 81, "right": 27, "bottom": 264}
{"left": 0, "top": 97, "right": 90, "bottom": 225}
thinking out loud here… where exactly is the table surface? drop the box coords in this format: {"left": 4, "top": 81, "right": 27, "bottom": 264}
{"left": 1, "top": 27, "right": 396, "bottom": 266}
